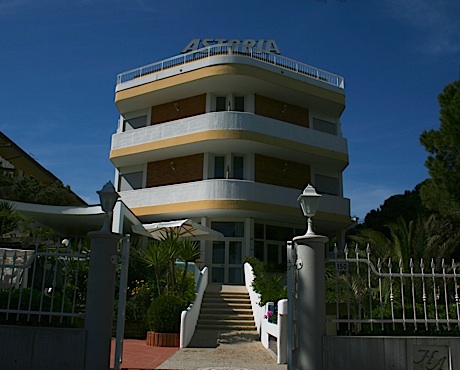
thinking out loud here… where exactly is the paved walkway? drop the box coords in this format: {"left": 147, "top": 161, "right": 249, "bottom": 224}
{"left": 110, "top": 338, "right": 178, "bottom": 369}
{"left": 110, "top": 331, "right": 287, "bottom": 370}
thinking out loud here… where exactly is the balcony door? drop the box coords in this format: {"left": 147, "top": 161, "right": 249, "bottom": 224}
{"left": 211, "top": 240, "right": 243, "bottom": 284}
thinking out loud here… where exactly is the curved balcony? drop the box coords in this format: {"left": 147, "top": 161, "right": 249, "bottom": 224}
{"left": 119, "top": 179, "right": 350, "bottom": 229}
{"left": 110, "top": 112, "right": 348, "bottom": 170}
{"left": 116, "top": 44, "right": 344, "bottom": 91}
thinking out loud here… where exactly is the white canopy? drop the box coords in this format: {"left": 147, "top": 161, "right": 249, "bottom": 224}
{"left": 132, "top": 219, "right": 223, "bottom": 240}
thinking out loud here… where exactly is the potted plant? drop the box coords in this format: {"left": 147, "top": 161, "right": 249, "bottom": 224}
{"left": 146, "top": 294, "right": 187, "bottom": 347}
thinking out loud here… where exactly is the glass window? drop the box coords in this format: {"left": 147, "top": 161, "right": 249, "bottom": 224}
{"left": 267, "top": 244, "right": 279, "bottom": 264}
{"left": 266, "top": 225, "right": 295, "bottom": 241}
{"left": 216, "top": 97, "right": 226, "bottom": 112}
{"left": 214, "top": 156, "right": 225, "bottom": 178}
{"left": 228, "top": 267, "right": 243, "bottom": 284}
{"left": 212, "top": 241, "right": 225, "bottom": 264}
{"left": 254, "top": 223, "right": 264, "bottom": 239}
{"left": 123, "top": 115, "right": 147, "bottom": 131}
{"left": 254, "top": 241, "right": 264, "bottom": 261}
{"left": 212, "top": 267, "right": 224, "bottom": 283}
{"left": 229, "top": 241, "right": 242, "bottom": 264}
{"left": 313, "top": 118, "right": 336, "bottom": 135}
{"left": 315, "top": 175, "right": 339, "bottom": 196}
{"left": 120, "top": 171, "right": 143, "bottom": 191}
{"left": 232, "top": 156, "right": 244, "bottom": 179}
{"left": 234, "top": 96, "right": 245, "bottom": 112}
{"left": 211, "top": 222, "right": 244, "bottom": 237}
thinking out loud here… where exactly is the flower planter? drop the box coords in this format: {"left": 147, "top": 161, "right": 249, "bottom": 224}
{"left": 146, "top": 331, "right": 179, "bottom": 347}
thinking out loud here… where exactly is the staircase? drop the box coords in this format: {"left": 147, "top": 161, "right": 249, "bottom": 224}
{"left": 196, "top": 285, "right": 256, "bottom": 331}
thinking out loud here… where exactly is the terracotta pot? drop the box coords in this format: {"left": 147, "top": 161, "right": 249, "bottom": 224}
{"left": 146, "top": 331, "right": 179, "bottom": 347}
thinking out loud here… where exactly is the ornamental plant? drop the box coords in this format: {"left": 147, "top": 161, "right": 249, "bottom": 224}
{"left": 147, "top": 294, "right": 187, "bottom": 333}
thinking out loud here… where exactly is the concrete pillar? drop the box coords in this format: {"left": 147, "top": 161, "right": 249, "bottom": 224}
{"left": 293, "top": 233, "right": 328, "bottom": 370}
{"left": 84, "top": 231, "right": 121, "bottom": 370}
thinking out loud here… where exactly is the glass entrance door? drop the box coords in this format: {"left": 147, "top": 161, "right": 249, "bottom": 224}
{"left": 211, "top": 241, "right": 243, "bottom": 284}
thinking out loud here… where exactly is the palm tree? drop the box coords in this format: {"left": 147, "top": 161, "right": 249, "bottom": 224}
{"left": 177, "top": 238, "right": 200, "bottom": 295}
{"left": 138, "top": 230, "right": 200, "bottom": 297}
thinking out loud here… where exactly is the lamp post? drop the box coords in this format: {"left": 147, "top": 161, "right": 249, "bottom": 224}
{"left": 85, "top": 182, "right": 122, "bottom": 370}
{"left": 288, "top": 184, "right": 328, "bottom": 370}
{"left": 97, "top": 181, "right": 119, "bottom": 233}
{"left": 297, "top": 184, "right": 321, "bottom": 236}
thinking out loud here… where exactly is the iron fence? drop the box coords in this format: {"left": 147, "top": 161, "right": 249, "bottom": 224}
{"left": 0, "top": 240, "right": 89, "bottom": 327}
{"left": 327, "top": 244, "right": 460, "bottom": 335}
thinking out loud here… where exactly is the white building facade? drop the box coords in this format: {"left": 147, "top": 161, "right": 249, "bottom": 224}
{"left": 110, "top": 39, "right": 351, "bottom": 284}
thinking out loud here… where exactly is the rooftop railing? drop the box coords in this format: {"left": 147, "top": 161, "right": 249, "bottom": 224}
{"left": 117, "top": 44, "right": 345, "bottom": 89}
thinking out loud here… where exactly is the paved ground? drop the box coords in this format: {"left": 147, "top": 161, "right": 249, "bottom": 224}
{"left": 157, "top": 331, "right": 287, "bottom": 370}
{"left": 110, "top": 331, "right": 287, "bottom": 370}
{"left": 110, "top": 338, "right": 178, "bottom": 369}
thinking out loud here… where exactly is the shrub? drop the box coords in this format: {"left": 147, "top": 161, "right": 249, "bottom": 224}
{"left": 147, "top": 294, "right": 187, "bottom": 333}
{"left": 245, "top": 257, "right": 287, "bottom": 306}
{"left": 0, "top": 288, "right": 77, "bottom": 327}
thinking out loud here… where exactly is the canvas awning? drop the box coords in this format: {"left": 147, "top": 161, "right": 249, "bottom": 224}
{"left": 132, "top": 219, "right": 223, "bottom": 240}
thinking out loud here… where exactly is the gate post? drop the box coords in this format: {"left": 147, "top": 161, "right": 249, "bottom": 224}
{"left": 84, "top": 182, "right": 122, "bottom": 370}
{"left": 293, "top": 233, "right": 328, "bottom": 370}
{"left": 84, "top": 230, "right": 121, "bottom": 370}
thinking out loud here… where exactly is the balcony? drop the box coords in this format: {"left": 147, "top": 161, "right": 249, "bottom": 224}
{"left": 116, "top": 44, "right": 344, "bottom": 91}
{"left": 110, "top": 112, "right": 348, "bottom": 170}
{"left": 119, "top": 179, "right": 351, "bottom": 229}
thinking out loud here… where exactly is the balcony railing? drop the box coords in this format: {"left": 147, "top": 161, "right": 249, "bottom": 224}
{"left": 116, "top": 44, "right": 344, "bottom": 89}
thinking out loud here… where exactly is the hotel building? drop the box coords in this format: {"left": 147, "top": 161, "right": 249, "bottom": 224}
{"left": 110, "top": 39, "right": 351, "bottom": 284}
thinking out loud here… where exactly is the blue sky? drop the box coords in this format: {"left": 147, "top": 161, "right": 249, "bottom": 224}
{"left": 1, "top": 0, "right": 459, "bottom": 221}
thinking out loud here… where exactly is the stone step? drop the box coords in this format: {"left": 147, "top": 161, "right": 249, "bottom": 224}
{"left": 203, "top": 295, "right": 251, "bottom": 301}
{"left": 196, "top": 323, "right": 257, "bottom": 331}
{"left": 201, "top": 301, "right": 252, "bottom": 307}
{"left": 200, "top": 307, "right": 253, "bottom": 315}
{"left": 199, "top": 313, "right": 254, "bottom": 320}
{"left": 198, "top": 318, "right": 255, "bottom": 325}
{"left": 196, "top": 287, "right": 256, "bottom": 334}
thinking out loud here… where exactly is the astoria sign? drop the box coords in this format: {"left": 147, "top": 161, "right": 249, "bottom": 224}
{"left": 182, "top": 39, "right": 280, "bottom": 55}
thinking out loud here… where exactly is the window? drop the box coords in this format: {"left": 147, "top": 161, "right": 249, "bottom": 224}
{"left": 216, "top": 97, "right": 227, "bottom": 112}
{"left": 313, "top": 118, "right": 336, "bottom": 135}
{"left": 214, "top": 156, "right": 225, "bottom": 179}
{"left": 120, "top": 171, "right": 143, "bottom": 191}
{"left": 211, "top": 222, "right": 244, "bottom": 237}
{"left": 232, "top": 156, "right": 244, "bottom": 180}
{"left": 315, "top": 175, "right": 340, "bottom": 196}
{"left": 211, "top": 154, "right": 245, "bottom": 179}
{"left": 234, "top": 96, "right": 245, "bottom": 112}
{"left": 123, "top": 115, "right": 147, "bottom": 131}
{"left": 254, "top": 223, "right": 297, "bottom": 264}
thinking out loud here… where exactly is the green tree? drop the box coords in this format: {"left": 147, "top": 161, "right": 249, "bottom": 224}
{"left": 0, "top": 200, "right": 20, "bottom": 236}
{"left": 137, "top": 231, "right": 197, "bottom": 299}
{"left": 350, "top": 215, "right": 460, "bottom": 265}
{"left": 0, "top": 173, "right": 82, "bottom": 206}
{"left": 361, "top": 184, "right": 428, "bottom": 237}
{"left": 420, "top": 77, "right": 460, "bottom": 221}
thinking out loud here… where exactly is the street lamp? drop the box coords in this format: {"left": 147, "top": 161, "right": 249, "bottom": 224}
{"left": 297, "top": 184, "right": 321, "bottom": 236}
{"left": 97, "top": 181, "right": 119, "bottom": 232}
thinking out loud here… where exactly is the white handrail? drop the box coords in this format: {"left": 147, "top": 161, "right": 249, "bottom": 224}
{"left": 116, "top": 44, "right": 344, "bottom": 89}
{"left": 179, "top": 266, "right": 208, "bottom": 348}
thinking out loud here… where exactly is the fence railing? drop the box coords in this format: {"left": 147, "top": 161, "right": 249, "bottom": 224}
{"left": 327, "top": 244, "right": 460, "bottom": 334}
{"left": 0, "top": 240, "right": 89, "bottom": 327}
{"left": 116, "top": 44, "right": 344, "bottom": 89}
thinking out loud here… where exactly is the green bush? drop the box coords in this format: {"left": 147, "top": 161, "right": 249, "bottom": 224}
{"left": 245, "top": 257, "right": 287, "bottom": 306}
{"left": 0, "top": 288, "right": 77, "bottom": 327}
{"left": 147, "top": 294, "right": 187, "bottom": 333}
{"left": 337, "top": 302, "right": 460, "bottom": 336}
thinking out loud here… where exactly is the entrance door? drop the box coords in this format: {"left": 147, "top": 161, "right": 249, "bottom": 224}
{"left": 211, "top": 241, "right": 243, "bottom": 284}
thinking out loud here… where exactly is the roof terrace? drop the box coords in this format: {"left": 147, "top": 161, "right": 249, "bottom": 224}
{"left": 116, "top": 44, "right": 345, "bottom": 90}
